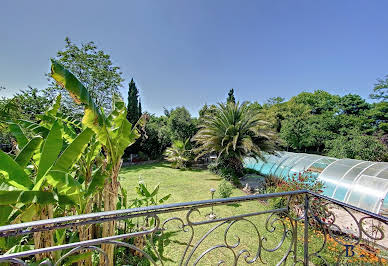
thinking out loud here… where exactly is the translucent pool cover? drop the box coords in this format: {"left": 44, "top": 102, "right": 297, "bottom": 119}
{"left": 244, "top": 152, "right": 388, "bottom": 214}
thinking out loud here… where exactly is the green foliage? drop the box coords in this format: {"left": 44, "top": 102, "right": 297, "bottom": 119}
{"left": 46, "top": 37, "right": 124, "bottom": 114}
{"left": 207, "top": 159, "right": 240, "bottom": 184}
{"left": 193, "top": 102, "right": 277, "bottom": 174}
{"left": 0, "top": 105, "right": 94, "bottom": 229}
{"left": 260, "top": 98, "right": 311, "bottom": 133}
{"left": 14, "top": 136, "right": 43, "bottom": 168}
{"left": 0, "top": 150, "right": 33, "bottom": 190}
{"left": 227, "top": 88, "right": 236, "bottom": 104}
{"left": 291, "top": 90, "right": 340, "bottom": 115}
{"left": 51, "top": 60, "right": 140, "bottom": 165}
{"left": 52, "top": 128, "right": 94, "bottom": 172}
{"left": 325, "top": 131, "right": 388, "bottom": 161}
{"left": 124, "top": 78, "right": 144, "bottom": 157}
{"left": 247, "top": 101, "right": 262, "bottom": 112}
{"left": 370, "top": 74, "right": 388, "bottom": 102}
{"left": 127, "top": 78, "right": 142, "bottom": 125}
{"left": 260, "top": 89, "right": 387, "bottom": 160}
{"left": 51, "top": 58, "right": 141, "bottom": 264}
{"left": 198, "top": 104, "right": 217, "bottom": 123}
{"left": 166, "top": 106, "right": 197, "bottom": 141}
{"left": 36, "top": 120, "right": 63, "bottom": 181}
{"left": 0, "top": 87, "right": 51, "bottom": 122}
{"left": 218, "top": 180, "right": 234, "bottom": 198}
{"left": 368, "top": 102, "right": 388, "bottom": 132}
{"left": 280, "top": 117, "right": 313, "bottom": 151}
{"left": 7, "top": 123, "right": 29, "bottom": 149}
{"left": 164, "top": 139, "right": 191, "bottom": 169}
{"left": 268, "top": 170, "right": 324, "bottom": 210}
{"left": 139, "top": 114, "right": 171, "bottom": 159}
{"left": 131, "top": 180, "right": 171, "bottom": 208}
{"left": 339, "top": 94, "right": 370, "bottom": 115}
{"left": 131, "top": 107, "right": 197, "bottom": 160}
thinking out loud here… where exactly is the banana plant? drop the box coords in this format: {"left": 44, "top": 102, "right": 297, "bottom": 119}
{"left": 51, "top": 60, "right": 141, "bottom": 265}
{"left": 0, "top": 96, "right": 96, "bottom": 262}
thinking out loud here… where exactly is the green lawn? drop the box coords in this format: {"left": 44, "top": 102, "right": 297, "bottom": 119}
{"left": 118, "top": 162, "right": 374, "bottom": 265}
{"left": 119, "top": 162, "right": 307, "bottom": 265}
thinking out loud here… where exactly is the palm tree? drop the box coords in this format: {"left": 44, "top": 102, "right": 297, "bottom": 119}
{"left": 193, "top": 102, "right": 277, "bottom": 176}
{"left": 164, "top": 139, "right": 191, "bottom": 169}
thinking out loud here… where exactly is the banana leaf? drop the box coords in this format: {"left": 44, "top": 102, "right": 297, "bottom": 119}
{"left": 0, "top": 150, "right": 32, "bottom": 190}
{"left": 0, "top": 190, "right": 58, "bottom": 205}
{"left": 17, "top": 119, "right": 50, "bottom": 138}
{"left": 50, "top": 60, "right": 102, "bottom": 124}
{"left": 4, "top": 244, "right": 35, "bottom": 255}
{"left": 110, "top": 98, "right": 139, "bottom": 161}
{"left": 15, "top": 136, "right": 43, "bottom": 168}
{"left": 8, "top": 123, "right": 28, "bottom": 149}
{"left": 45, "top": 170, "right": 82, "bottom": 204}
{"left": 85, "top": 167, "right": 106, "bottom": 197}
{"left": 51, "top": 60, "right": 112, "bottom": 150}
{"left": 53, "top": 128, "right": 94, "bottom": 172}
{"left": 36, "top": 120, "right": 63, "bottom": 181}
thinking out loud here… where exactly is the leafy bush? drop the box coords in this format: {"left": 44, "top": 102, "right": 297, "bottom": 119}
{"left": 115, "top": 179, "right": 171, "bottom": 265}
{"left": 207, "top": 160, "right": 240, "bottom": 185}
{"left": 218, "top": 180, "right": 234, "bottom": 198}
{"left": 207, "top": 162, "right": 218, "bottom": 174}
{"left": 164, "top": 139, "right": 191, "bottom": 169}
{"left": 137, "top": 151, "right": 149, "bottom": 161}
{"left": 166, "top": 106, "right": 198, "bottom": 141}
{"left": 268, "top": 170, "right": 324, "bottom": 211}
{"left": 325, "top": 131, "right": 388, "bottom": 161}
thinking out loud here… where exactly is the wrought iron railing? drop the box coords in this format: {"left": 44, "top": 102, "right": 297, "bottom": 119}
{"left": 0, "top": 190, "right": 387, "bottom": 265}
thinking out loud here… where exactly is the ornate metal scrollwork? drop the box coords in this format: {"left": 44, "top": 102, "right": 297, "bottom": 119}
{"left": 307, "top": 194, "right": 388, "bottom": 265}
{"left": 0, "top": 190, "right": 387, "bottom": 265}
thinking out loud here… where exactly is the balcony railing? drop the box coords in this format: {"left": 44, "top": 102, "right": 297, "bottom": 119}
{"left": 0, "top": 190, "right": 387, "bottom": 265}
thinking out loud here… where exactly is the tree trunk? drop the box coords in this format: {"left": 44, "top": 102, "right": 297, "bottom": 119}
{"left": 100, "top": 160, "right": 122, "bottom": 266}
{"left": 33, "top": 205, "right": 54, "bottom": 261}
{"left": 78, "top": 166, "right": 94, "bottom": 266}
{"left": 78, "top": 199, "right": 94, "bottom": 266}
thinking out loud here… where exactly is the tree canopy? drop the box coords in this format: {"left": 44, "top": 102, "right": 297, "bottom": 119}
{"left": 126, "top": 78, "right": 142, "bottom": 125}
{"left": 227, "top": 88, "right": 236, "bottom": 104}
{"left": 46, "top": 37, "right": 124, "bottom": 114}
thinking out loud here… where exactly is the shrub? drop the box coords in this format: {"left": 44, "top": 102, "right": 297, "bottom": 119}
{"left": 137, "top": 151, "right": 149, "bottom": 161}
{"left": 207, "top": 162, "right": 218, "bottom": 174}
{"left": 325, "top": 131, "right": 388, "bottom": 161}
{"left": 164, "top": 139, "right": 191, "bottom": 169}
{"left": 207, "top": 160, "right": 240, "bottom": 185}
{"left": 268, "top": 170, "right": 324, "bottom": 213}
{"left": 218, "top": 180, "right": 234, "bottom": 198}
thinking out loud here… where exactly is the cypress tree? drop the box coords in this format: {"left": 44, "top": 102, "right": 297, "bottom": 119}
{"left": 227, "top": 88, "right": 236, "bottom": 104}
{"left": 126, "top": 78, "right": 140, "bottom": 125}
{"left": 138, "top": 99, "right": 142, "bottom": 117}
{"left": 125, "top": 79, "right": 143, "bottom": 157}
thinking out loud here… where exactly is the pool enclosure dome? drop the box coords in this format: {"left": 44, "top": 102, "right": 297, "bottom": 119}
{"left": 244, "top": 152, "right": 388, "bottom": 214}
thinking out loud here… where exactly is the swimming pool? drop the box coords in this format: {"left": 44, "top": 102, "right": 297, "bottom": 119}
{"left": 244, "top": 152, "right": 388, "bottom": 214}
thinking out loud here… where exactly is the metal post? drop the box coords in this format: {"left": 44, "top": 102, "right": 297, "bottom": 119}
{"left": 304, "top": 193, "right": 309, "bottom": 265}
{"left": 209, "top": 188, "right": 216, "bottom": 219}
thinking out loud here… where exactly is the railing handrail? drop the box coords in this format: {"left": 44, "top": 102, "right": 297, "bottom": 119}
{"left": 308, "top": 191, "right": 388, "bottom": 223}
{"left": 1, "top": 189, "right": 388, "bottom": 265}
{"left": 1, "top": 189, "right": 387, "bottom": 237}
{"left": 0, "top": 190, "right": 307, "bottom": 237}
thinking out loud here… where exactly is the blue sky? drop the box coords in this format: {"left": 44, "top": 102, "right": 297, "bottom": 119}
{"left": 1, "top": 0, "right": 388, "bottom": 116}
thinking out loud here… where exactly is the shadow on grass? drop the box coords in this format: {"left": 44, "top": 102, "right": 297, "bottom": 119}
{"left": 120, "top": 162, "right": 172, "bottom": 173}
{"left": 150, "top": 230, "right": 194, "bottom": 264}
{"left": 121, "top": 162, "right": 211, "bottom": 175}
{"left": 226, "top": 203, "right": 242, "bottom": 208}
{"left": 204, "top": 178, "right": 223, "bottom": 181}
